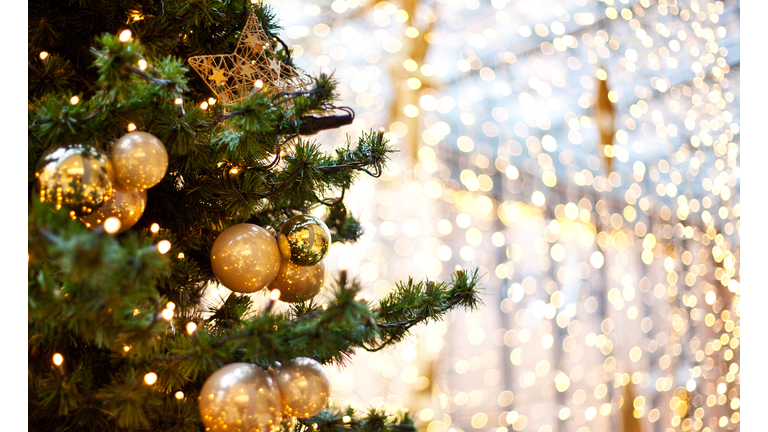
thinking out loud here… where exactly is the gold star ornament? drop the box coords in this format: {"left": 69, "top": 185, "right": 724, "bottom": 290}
{"left": 188, "top": 14, "right": 312, "bottom": 105}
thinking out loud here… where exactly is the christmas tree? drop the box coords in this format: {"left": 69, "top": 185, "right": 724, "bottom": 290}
{"left": 27, "top": 1, "right": 482, "bottom": 430}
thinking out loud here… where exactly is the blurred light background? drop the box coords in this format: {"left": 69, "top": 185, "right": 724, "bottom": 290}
{"left": 262, "top": 0, "right": 741, "bottom": 431}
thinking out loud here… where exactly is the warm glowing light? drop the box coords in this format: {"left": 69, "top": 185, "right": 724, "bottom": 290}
{"left": 104, "top": 217, "right": 121, "bottom": 234}
{"left": 157, "top": 240, "right": 172, "bottom": 254}
{"left": 150, "top": 223, "right": 160, "bottom": 233}
{"left": 200, "top": 101, "right": 209, "bottom": 110}
{"left": 342, "top": 416, "right": 351, "bottom": 423}
{"left": 175, "top": 391, "right": 184, "bottom": 399}
{"left": 270, "top": 289, "right": 281, "bottom": 300}
{"left": 39, "top": 51, "right": 49, "bottom": 60}
{"left": 123, "top": 345, "right": 131, "bottom": 352}
{"left": 208, "top": 97, "right": 215, "bottom": 105}
{"left": 162, "top": 308, "right": 173, "bottom": 320}
{"left": 138, "top": 59, "right": 148, "bottom": 70}
{"left": 144, "top": 372, "right": 157, "bottom": 385}
{"left": 52, "top": 353, "right": 64, "bottom": 366}
{"left": 70, "top": 96, "right": 79, "bottom": 105}
{"left": 255, "top": 79, "right": 264, "bottom": 88}
{"left": 186, "top": 322, "right": 197, "bottom": 335}
{"left": 118, "top": 29, "right": 133, "bottom": 42}
{"left": 174, "top": 98, "right": 183, "bottom": 105}
{"left": 127, "top": 123, "right": 137, "bottom": 132}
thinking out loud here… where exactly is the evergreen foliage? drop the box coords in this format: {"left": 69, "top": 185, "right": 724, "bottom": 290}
{"left": 28, "top": 1, "right": 483, "bottom": 430}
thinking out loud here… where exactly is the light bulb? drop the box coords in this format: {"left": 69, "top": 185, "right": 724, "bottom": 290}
{"left": 144, "top": 372, "right": 157, "bottom": 385}
{"left": 119, "top": 29, "right": 133, "bottom": 42}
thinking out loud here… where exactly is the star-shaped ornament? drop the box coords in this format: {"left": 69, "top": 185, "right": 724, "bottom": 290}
{"left": 209, "top": 69, "right": 228, "bottom": 86}
{"left": 188, "top": 14, "right": 311, "bottom": 105}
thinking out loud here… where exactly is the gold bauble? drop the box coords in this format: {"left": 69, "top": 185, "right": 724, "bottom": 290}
{"left": 267, "top": 258, "right": 325, "bottom": 303}
{"left": 273, "top": 358, "right": 331, "bottom": 418}
{"left": 79, "top": 188, "right": 147, "bottom": 233}
{"left": 211, "top": 224, "right": 281, "bottom": 293}
{"left": 111, "top": 131, "right": 168, "bottom": 190}
{"left": 35, "top": 144, "right": 115, "bottom": 216}
{"left": 199, "top": 363, "right": 283, "bottom": 432}
{"left": 277, "top": 215, "right": 331, "bottom": 267}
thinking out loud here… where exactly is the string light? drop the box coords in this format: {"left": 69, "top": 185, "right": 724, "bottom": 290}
{"left": 39, "top": 51, "right": 48, "bottom": 60}
{"left": 270, "top": 289, "right": 281, "bottom": 301}
{"left": 174, "top": 98, "right": 183, "bottom": 105}
{"left": 175, "top": 391, "right": 184, "bottom": 399}
{"left": 157, "top": 240, "right": 171, "bottom": 254}
{"left": 200, "top": 101, "right": 209, "bottom": 110}
{"left": 123, "top": 345, "right": 131, "bottom": 352}
{"left": 150, "top": 223, "right": 160, "bottom": 233}
{"left": 161, "top": 308, "right": 173, "bottom": 320}
{"left": 144, "top": 372, "right": 157, "bottom": 385}
{"left": 208, "top": 97, "right": 215, "bottom": 105}
{"left": 118, "top": 29, "right": 132, "bottom": 42}
{"left": 52, "top": 353, "right": 63, "bottom": 366}
{"left": 186, "top": 322, "right": 197, "bottom": 335}
{"left": 127, "top": 123, "right": 137, "bottom": 132}
{"left": 104, "top": 217, "right": 121, "bottom": 234}
{"left": 138, "top": 59, "right": 148, "bottom": 70}
{"left": 69, "top": 96, "right": 79, "bottom": 105}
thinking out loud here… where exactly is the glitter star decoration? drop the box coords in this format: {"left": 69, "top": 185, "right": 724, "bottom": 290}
{"left": 188, "top": 14, "right": 312, "bottom": 105}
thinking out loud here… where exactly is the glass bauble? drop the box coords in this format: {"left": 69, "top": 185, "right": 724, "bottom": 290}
{"left": 111, "top": 131, "right": 168, "bottom": 190}
{"left": 277, "top": 215, "right": 331, "bottom": 267}
{"left": 35, "top": 143, "right": 115, "bottom": 216}
{"left": 79, "top": 188, "right": 147, "bottom": 233}
{"left": 273, "top": 357, "right": 331, "bottom": 418}
{"left": 211, "top": 224, "right": 281, "bottom": 293}
{"left": 267, "top": 258, "right": 325, "bottom": 303}
{"left": 199, "top": 363, "right": 283, "bottom": 432}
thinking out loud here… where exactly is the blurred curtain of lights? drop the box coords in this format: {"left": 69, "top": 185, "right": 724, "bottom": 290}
{"left": 267, "top": 0, "right": 740, "bottom": 431}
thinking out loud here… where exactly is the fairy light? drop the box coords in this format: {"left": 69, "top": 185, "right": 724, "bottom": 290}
{"left": 144, "top": 372, "right": 157, "bottom": 385}
{"left": 255, "top": 79, "right": 264, "bottom": 88}
{"left": 161, "top": 308, "right": 173, "bottom": 320}
{"left": 166, "top": 302, "right": 175, "bottom": 311}
{"left": 69, "top": 96, "right": 79, "bottom": 105}
{"left": 270, "top": 289, "right": 281, "bottom": 301}
{"left": 52, "top": 353, "right": 63, "bottom": 366}
{"left": 200, "top": 101, "right": 209, "bottom": 110}
{"left": 177, "top": 252, "right": 185, "bottom": 259}
{"left": 186, "top": 322, "right": 197, "bottom": 335}
{"left": 123, "top": 345, "right": 131, "bottom": 352}
{"left": 138, "top": 59, "right": 148, "bottom": 70}
{"left": 150, "top": 223, "right": 160, "bottom": 233}
{"left": 208, "top": 97, "right": 215, "bottom": 105}
{"left": 104, "top": 217, "right": 121, "bottom": 234}
{"left": 175, "top": 391, "right": 184, "bottom": 399}
{"left": 39, "top": 51, "right": 48, "bottom": 60}
{"left": 157, "top": 240, "right": 171, "bottom": 254}
{"left": 118, "top": 29, "right": 132, "bottom": 42}
{"left": 127, "top": 123, "right": 137, "bottom": 132}
{"left": 174, "top": 98, "right": 183, "bottom": 105}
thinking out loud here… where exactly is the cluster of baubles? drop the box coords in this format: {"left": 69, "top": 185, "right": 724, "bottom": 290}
{"left": 35, "top": 131, "right": 168, "bottom": 233}
{"left": 199, "top": 357, "right": 331, "bottom": 432}
{"left": 210, "top": 214, "right": 331, "bottom": 303}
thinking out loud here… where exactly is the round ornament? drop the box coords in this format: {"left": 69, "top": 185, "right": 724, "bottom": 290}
{"left": 277, "top": 215, "right": 331, "bottom": 267}
{"left": 267, "top": 258, "right": 325, "bottom": 303}
{"left": 273, "top": 357, "right": 331, "bottom": 418}
{"left": 211, "top": 224, "right": 281, "bottom": 293}
{"left": 79, "top": 188, "right": 147, "bottom": 233}
{"left": 199, "top": 363, "right": 283, "bottom": 432}
{"left": 35, "top": 143, "right": 115, "bottom": 216}
{"left": 111, "top": 131, "right": 168, "bottom": 190}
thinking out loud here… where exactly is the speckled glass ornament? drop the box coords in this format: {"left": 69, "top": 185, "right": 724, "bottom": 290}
{"left": 111, "top": 131, "right": 168, "bottom": 190}
{"left": 277, "top": 215, "right": 331, "bottom": 267}
{"left": 35, "top": 143, "right": 115, "bottom": 216}
{"left": 273, "top": 357, "right": 331, "bottom": 418}
{"left": 79, "top": 188, "right": 147, "bottom": 233}
{"left": 211, "top": 223, "right": 281, "bottom": 293}
{"left": 267, "top": 258, "right": 325, "bottom": 303}
{"left": 199, "top": 363, "right": 283, "bottom": 432}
